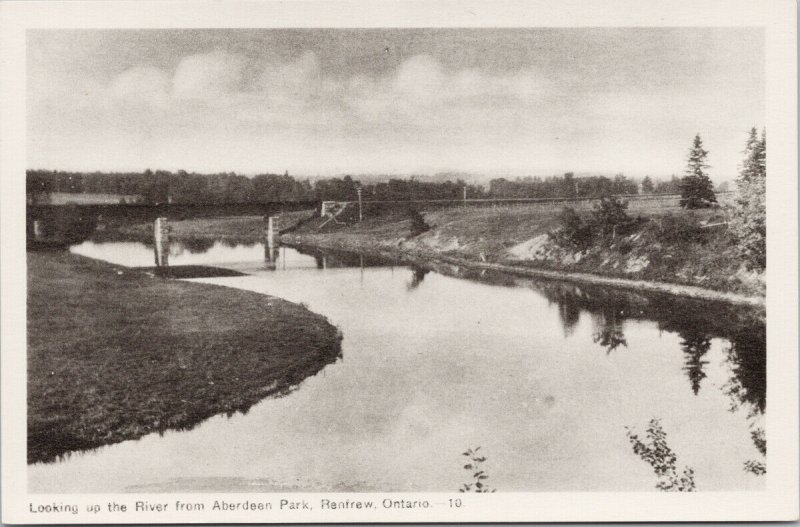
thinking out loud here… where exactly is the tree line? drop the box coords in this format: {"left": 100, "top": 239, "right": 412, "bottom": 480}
{"left": 27, "top": 169, "right": 695, "bottom": 205}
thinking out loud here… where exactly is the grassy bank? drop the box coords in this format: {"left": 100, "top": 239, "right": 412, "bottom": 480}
{"left": 27, "top": 251, "right": 341, "bottom": 464}
{"left": 281, "top": 204, "right": 765, "bottom": 303}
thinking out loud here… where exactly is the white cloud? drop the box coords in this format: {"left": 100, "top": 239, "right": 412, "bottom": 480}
{"left": 392, "top": 54, "right": 445, "bottom": 100}
{"left": 172, "top": 51, "right": 246, "bottom": 100}
{"left": 28, "top": 47, "right": 759, "bottom": 178}
{"left": 109, "top": 66, "right": 171, "bottom": 104}
{"left": 258, "top": 51, "right": 323, "bottom": 101}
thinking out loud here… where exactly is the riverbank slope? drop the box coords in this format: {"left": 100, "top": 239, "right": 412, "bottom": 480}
{"left": 27, "top": 251, "right": 342, "bottom": 463}
{"left": 281, "top": 205, "right": 765, "bottom": 305}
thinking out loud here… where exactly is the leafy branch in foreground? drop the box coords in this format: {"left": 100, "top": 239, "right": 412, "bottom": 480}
{"left": 626, "top": 418, "right": 696, "bottom": 492}
{"left": 459, "top": 446, "right": 496, "bottom": 493}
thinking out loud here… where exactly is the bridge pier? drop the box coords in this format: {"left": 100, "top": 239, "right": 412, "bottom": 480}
{"left": 264, "top": 216, "right": 279, "bottom": 268}
{"left": 154, "top": 217, "right": 169, "bottom": 267}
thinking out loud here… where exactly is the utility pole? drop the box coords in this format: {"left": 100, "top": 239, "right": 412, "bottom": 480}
{"left": 356, "top": 185, "right": 363, "bottom": 222}
{"left": 463, "top": 185, "right": 467, "bottom": 207}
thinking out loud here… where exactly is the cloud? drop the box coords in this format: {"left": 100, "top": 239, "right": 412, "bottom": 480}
{"left": 28, "top": 46, "right": 759, "bottom": 178}
{"left": 109, "top": 66, "right": 171, "bottom": 104}
{"left": 172, "top": 51, "right": 246, "bottom": 99}
{"left": 257, "top": 51, "right": 323, "bottom": 101}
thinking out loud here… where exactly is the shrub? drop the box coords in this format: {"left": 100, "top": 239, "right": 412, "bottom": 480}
{"left": 656, "top": 213, "right": 709, "bottom": 244}
{"left": 591, "top": 196, "right": 633, "bottom": 238}
{"left": 551, "top": 207, "right": 593, "bottom": 249}
{"left": 408, "top": 208, "right": 431, "bottom": 237}
{"left": 626, "top": 418, "right": 696, "bottom": 492}
{"left": 459, "top": 447, "right": 496, "bottom": 493}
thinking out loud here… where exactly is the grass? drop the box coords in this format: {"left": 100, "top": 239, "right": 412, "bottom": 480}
{"left": 27, "top": 250, "right": 341, "bottom": 464}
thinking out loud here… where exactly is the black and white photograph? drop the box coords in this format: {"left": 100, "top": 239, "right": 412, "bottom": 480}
{"left": 1, "top": 0, "right": 797, "bottom": 523}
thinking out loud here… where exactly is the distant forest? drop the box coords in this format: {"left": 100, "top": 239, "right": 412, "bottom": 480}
{"left": 26, "top": 169, "right": 696, "bottom": 205}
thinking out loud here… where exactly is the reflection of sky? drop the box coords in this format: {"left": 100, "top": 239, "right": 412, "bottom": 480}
{"left": 69, "top": 240, "right": 320, "bottom": 269}
{"left": 30, "top": 254, "right": 764, "bottom": 493}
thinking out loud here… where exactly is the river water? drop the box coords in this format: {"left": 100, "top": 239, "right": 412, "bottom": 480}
{"left": 29, "top": 238, "right": 766, "bottom": 492}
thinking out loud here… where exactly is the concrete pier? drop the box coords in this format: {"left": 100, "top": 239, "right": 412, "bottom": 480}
{"left": 264, "top": 216, "right": 279, "bottom": 268}
{"left": 154, "top": 217, "right": 169, "bottom": 267}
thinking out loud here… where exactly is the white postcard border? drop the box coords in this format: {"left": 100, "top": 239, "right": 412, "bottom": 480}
{"left": 1, "top": 0, "right": 797, "bottom": 523}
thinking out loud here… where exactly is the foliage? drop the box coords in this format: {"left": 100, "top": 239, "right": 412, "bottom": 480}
{"left": 408, "top": 208, "right": 431, "bottom": 237}
{"left": 626, "top": 419, "right": 697, "bottom": 492}
{"left": 459, "top": 447, "right": 496, "bottom": 493}
{"left": 641, "top": 176, "right": 654, "bottom": 193}
{"left": 591, "top": 196, "right": 633, "bottom": 238}
{"left": 654, "top": 175, "right": 683, "bottom": 194}
{"left": 551, "top": 207, "right": 593, "bottom": 249}
{"left": 655, "top": 213, "right": 709, "bottom": 244}
{"left": 743, "top": 428, "right": 766, "bottom": 476}
{"left": 743, "top": 460, "right": 766, "bottom": 475}
{"left": 729, "top": 127, "right": 766, "bottom": 271}
{"left": 750, "top": 427, "right": 766, "bottom": 456}
{"left": 489, "top": 172, "right": 639, "bottom": 199}
{"left": 25, "top": 170, "right": 488, "bottom": 205}
{"left": 680, "top": 134, "right": 717, "bottom": 209}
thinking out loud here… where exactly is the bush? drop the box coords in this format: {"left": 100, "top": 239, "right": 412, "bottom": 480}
{"left": 551, "top": 207, "right": 593, "bottom": 249}
{"left": 408, "top": 208, "right": 431, "bottom": 237}
{"left": 656, "top": 213, "right": 709, "bottom": 244}
{"left": 592, "top": 196, "right": 634, "bottom": 238}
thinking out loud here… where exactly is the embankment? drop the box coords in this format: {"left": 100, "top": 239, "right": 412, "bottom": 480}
{"left": 282, "top": 205, "right": 765, "bottom": 306}
{"left": 27, "top": 251, "right": 342, "bottom": 463}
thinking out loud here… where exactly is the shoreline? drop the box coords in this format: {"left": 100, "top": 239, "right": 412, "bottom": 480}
{"left": 281, "top": 233, "right": 765, "bottom": 308}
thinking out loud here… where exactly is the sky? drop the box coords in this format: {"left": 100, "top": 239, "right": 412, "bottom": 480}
{"left": 27, "top": 28, "right": 764, "bottom": 181}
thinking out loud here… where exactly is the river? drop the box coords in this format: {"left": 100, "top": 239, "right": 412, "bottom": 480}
{"left": 28, "top": 237, "right": 766, "bottom": 492}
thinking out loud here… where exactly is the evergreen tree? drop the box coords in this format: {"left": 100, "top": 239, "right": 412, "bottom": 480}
{"left": 730, "top": 127, "right": 766, "bottom": 270}
{"left": 680, "top": 134, "right": 717, "bottom": 209}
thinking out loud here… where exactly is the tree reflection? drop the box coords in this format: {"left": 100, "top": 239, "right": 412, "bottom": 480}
{"left": 679, "top": 330, "right": 712, "bottom": 395}
{"left": 722, "top": 325, "right": 767, "bottom": 476}
{"left": 181, "top": 237, "right": 215, "bottom": 254}
{"left": 407, "top": 266, "right": 430, "bottom": 290}
{"left": 723, "top": 326, "right": 766, "bottom": 418}
{"left": 550, "top": 287, "right": 581, "bottom": 337}
{"left": 592, "top": 310, "right": 627, "bottom": 354}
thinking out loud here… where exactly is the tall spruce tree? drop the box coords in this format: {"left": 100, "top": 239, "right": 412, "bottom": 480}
{"left": 680, "top": 134, "right": 717, "bottom": 209}
{"left": 730, "top": 127, "right": 766, "bottom": 270}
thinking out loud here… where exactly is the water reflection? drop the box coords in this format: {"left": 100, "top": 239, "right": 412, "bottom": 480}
{"left": 723, "top": 325, "right": 767, "bottom": 418}
{"left": 51, "top": 237, "right": 767, "bottom": 492}
{"left": 680, "top": 331, "right": 712, "bottom": 395}
{"left": 592, "top": 314, "right": 628, "bottom": 354}
{"left": 406, "top": 261, "right": 765, "bottom": 401}
{"left": 407, "top": 266, "right": 430, "bottom": 290}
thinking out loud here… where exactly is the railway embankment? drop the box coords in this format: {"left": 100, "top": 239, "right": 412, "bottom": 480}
{"left": 281, "top": 203, "right": 765, "bottom": 306}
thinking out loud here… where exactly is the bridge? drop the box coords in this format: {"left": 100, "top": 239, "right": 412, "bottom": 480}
{"left": 26, "top": 200, "right": 320, "bottom": 248}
